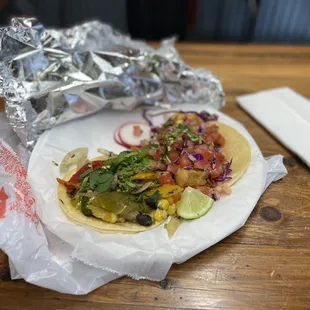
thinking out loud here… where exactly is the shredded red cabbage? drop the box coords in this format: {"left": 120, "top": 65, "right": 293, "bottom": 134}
{"left": 188, "top": 153, "right": 204, "bottom": 162}
{"left": 142, "top": 109, "right": 219, "bottom": 128}
{"left": 183, "top": 111, "right": 219, "bottom": 123}
{"left": 199, "top": 111, "right": 218, "bottom": 122}
{"left": 213, "top": 159, "right": 233, "bottom": 183}
{"left": 193, "top": 154, "right": 204, "bottom": 160}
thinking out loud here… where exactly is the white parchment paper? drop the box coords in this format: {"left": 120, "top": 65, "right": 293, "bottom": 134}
{"left": 27, "top": 104, "right": 269, "bottom": 280}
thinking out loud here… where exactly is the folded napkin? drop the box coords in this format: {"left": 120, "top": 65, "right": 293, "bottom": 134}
{"left": 237, "top": 87, "right": 310, "bottom": 167}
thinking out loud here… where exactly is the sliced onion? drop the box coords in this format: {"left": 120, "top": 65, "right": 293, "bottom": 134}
{"left": 131, "top": 181, "right": 153, "bottom": 194}
{"left": 188, "top": 154, "right": 197, "bottom": 162}
{"left": 111, "top": 175, "right": 118, "bottom": 190}
{"left": 97, "top": 148, "right": 117, "bottom": 160}
{"left": 119, "top": 122, "right": 151, "bottom": 147}
{"left": 60, "top": 148, "right": 88, "bottom": 173}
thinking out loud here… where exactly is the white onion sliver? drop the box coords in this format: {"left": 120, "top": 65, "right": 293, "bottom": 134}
{"left": 60, "top": 147, "right": 88, "bottom": 173}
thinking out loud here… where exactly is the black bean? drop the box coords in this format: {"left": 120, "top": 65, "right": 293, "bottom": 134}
{"left": 146, "top": 198, "right": 157, "bottom": 209}
{"left": 136, "top": 214, "right": 153, "bottom": 226}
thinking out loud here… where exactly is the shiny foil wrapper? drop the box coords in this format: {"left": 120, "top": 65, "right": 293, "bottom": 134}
{"left": 0, "top": 17, "right": 225, "bottom": 148}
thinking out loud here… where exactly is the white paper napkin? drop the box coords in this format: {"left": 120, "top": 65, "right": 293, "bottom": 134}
{"left": 237, "top": 87, "right": 310, "bottom": 167}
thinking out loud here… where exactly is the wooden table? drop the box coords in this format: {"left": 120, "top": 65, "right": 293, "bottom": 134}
{"left": 1, "top": 44, "right": 310, "bottom": 310}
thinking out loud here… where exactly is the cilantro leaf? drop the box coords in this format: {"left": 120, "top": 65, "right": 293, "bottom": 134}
{"left": 89, "top": 172, "right": 115, "bottom": 193}
{"left": 89, "top": 171, "right": 100, "bottom": 189}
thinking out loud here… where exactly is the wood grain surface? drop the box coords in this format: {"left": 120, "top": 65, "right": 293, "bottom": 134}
{"left": 1, "top": 43, "right": 310, "bottom": 310}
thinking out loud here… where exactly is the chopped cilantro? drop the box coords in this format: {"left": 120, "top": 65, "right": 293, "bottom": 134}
{"left": 89, "top": 171, "right": 114, "bottom": 192}
{"left": 52, "top": 160, "right": 59, "bottom": 166}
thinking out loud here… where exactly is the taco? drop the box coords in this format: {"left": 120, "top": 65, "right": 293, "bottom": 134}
{"left": 56, "top": 111, "right": 251, "bottom": 234}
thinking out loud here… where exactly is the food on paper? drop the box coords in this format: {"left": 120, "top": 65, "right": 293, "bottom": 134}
{"left": 56, "top": 111, "right": 251, "bottom": 236}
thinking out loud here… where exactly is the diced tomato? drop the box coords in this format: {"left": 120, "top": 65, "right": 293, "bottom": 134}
{"left": 206, "top": 125, "right": 219, "bottom": 134}
{"left": 194, "top": 145, "right": 213, "bottom": 161}
{"left": 153, "top": 152, "right": 161, "bottom": 161}
{"left": 177, "top": 155, "right": 192, "bottom": 168}
{"left": 158, "top": 173, "right": 175, "bottom": 185}
{"left": 69, "top": 160, "right": 105, "bottom": 184}
{"left": 194, "top": 159, "right": 211, "bottom": 170}
{"left": 167, "top": 164, "right": 179, "bottom": 175}
{"left": 168, "top": 151, "right": 179, "bottom": 162}
{"left": 186, "top": 140, "right": 195, "bottom": 153}
{"left": 56, "top": 178, "right": 79, "bottom": 193}
{"left": 215, "top": 134, "right": 225, "bottom": 146}
{"left": 204, "top": 151, "right": 214, "bottom": 161}
{"left": 203, "top": 134, "right": 214, "bottom": 144}
{"left": 210, "top": 169, "right": 221, "bottom": 179}
{"left": 148, "top": 149, "right": 161, "bottom": 161}
{"left": 203, "top": 125, "right": 221, "bottom": 144}
{"left": 133, "top": 125, "right": 143, "bottom": 137}
{"left": 171, "top": 139, "right": 183, "bottom": 150}
{"left": 196, "top": 186, "right": 212, "bottom": 197}
{"left": 194, "top": 144, "right": 209, "bottom": 154}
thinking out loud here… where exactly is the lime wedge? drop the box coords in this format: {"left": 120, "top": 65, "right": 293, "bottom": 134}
{"left": 177, "top": 187, "right": 214, "bottom": 220}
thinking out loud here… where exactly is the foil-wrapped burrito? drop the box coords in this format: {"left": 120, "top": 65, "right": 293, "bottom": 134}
{"left": 0, "top": 17, "right": 224, "bottom": 148}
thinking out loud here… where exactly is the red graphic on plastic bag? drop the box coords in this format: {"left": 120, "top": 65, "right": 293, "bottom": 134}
{"left": 0, "top": 140, "right": 38, "bottom": 223}
{"left": 0, "top": 186, "right": 8, "bottom": 219}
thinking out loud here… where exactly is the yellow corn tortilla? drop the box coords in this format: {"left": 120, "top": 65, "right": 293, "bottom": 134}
{"left": 58, "top": 169, "right": 163, "bottom": 234}
{"left": 208, "top": 121, "right": 251, "bottom": 186}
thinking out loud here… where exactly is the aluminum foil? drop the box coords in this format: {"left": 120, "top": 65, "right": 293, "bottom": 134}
{"left": 0, "top": 17, "right": 225, "bottom": 148}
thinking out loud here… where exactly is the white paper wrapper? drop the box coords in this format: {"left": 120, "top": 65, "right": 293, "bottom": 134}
{"left": 26, "top": 104, "right": 286, "bottom": 280}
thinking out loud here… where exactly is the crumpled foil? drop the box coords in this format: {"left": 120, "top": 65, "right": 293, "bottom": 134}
{"left": 0, "top": 17, "right": 225, "bottom": 148}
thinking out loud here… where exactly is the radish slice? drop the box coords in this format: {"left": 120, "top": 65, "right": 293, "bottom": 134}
{"left": 118, "top": 122, "right": 151, "bottom": 147}
{"left": 114, "top": 128, "right": 127, "bottom": 147}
